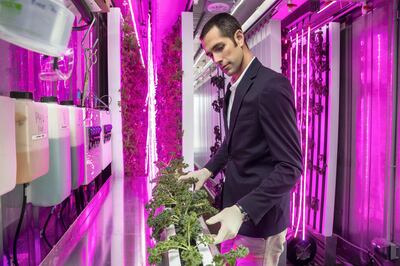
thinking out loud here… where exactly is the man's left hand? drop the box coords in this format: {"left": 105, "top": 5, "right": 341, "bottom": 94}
{"left": 206, "top": 205, "right": 245, "bottom": 244}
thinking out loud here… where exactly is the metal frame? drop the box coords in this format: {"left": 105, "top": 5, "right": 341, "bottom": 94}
{"left": 389, "top": 0, "right": 400, "bottom": 243}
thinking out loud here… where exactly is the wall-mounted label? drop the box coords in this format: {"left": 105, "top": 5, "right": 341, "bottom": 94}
{"left": 32, "top": 133, "right": 46, "bottom": 140}
{"left": 61, "top": 111, "right": 68, "bottom": 129}
{"left": 35, "top": 111, "right": 46, "bottom": 134}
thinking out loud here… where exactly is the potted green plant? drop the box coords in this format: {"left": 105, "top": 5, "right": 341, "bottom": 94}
{"left": 146, "top": 158, "right": 248, "bottom": 265}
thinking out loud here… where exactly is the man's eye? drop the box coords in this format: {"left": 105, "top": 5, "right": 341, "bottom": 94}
{"left": 215, "top": 45, "right": 224, "bottom": 51}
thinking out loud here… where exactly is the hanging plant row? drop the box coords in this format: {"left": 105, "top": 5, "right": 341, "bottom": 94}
{"left": 156, "top": 17, "right": 183, "bottom": 164}
{"left": 121, "top": 16, "right": 148, "bottom": 178}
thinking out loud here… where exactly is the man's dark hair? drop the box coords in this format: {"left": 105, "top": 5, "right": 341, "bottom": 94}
{"left": 200, "top": 13, "right": 245, "bottom": 46}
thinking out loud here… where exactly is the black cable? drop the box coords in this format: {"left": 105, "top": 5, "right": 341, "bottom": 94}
{"left": 184, "top": 0, "right": 192, "bottom": 11}
{"left": 72, "top": 15, "right": 95, "bottom": 31}
{"left": 12, "top": 184, "right": 27, "bottom": 266}
{"left": 41, "top": 207, "right": 55, "bottom": 249}
{"left": 79, "top": 187, "right": 86, "bottom": 210}
{"left": 74, "top": 189, "right": 82, "bottom": 215}
{"left": 59, "top": 200, "right": 68, "bottom": 231}
{"left": 72, "top": 21, "right": 92, "bottom": 31}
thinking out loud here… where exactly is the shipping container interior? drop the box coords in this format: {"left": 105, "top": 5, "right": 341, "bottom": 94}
{"left": 0, "top": 0, "right": 399, "bottom": 265}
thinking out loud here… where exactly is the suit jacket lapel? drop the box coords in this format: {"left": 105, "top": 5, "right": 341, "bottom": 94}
{"left": 227, "top": 58, "right": 262, "bottom": 145}
{"left": 223, "top": 85, "right": 231, "bottom": 135}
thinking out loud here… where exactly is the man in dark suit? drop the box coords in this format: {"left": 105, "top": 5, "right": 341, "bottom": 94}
{"left": 180, "top": 13, "right": 303, "bottom": 265}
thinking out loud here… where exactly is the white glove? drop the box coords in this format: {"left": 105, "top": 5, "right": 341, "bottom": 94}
{"left": 178, "top": 168, "right": 212, "bottom": 190}
{"left": 206, "top": 205, "right": 245, "bottom": 244}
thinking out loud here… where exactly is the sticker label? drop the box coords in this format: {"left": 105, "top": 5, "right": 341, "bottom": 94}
{"left": 32, "top": 133, "right": 46, "bottom": 140}
{"left": 35, "top": 111, "right": 46, "bottom": 134}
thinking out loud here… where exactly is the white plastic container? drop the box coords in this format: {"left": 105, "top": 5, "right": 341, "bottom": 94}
{"left": 83, "top": 108, "right": 102, "bottom": 185}
{"left": 100, "top": 110, "right": 112, "bottom": 170}
{"left": 0, "top": 96, "right": 17, "bottom": 195}
{"left": 29, "top": 96, "right": 71, "bottom": 206}
{"left": 0, "top": 0, "right": 74, "bottom": 56}
{"left": 61, "top": 101, "right": 84, "bottom": 190}
{"left": 10, "top": 91, "right": 49, "bottom": 184}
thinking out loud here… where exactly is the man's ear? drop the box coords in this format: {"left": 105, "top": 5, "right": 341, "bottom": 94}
{"left": 234, "top": 29, "right": 245, "bottom": 47}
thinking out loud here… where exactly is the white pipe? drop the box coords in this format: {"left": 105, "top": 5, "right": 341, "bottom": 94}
{"left": 242, "top": 0, "right": 276, "bottom": 32}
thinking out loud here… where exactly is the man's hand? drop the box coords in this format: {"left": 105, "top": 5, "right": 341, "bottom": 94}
{"left": 206, "top": 205, "right": 245, "bottom": 244}
{"left": 178, "top": 168, "right": 212, "bottom": 190}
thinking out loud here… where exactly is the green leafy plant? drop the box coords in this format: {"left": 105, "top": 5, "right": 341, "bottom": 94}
{"left": 146, "top": 158, "right": 249, "bottom": 265}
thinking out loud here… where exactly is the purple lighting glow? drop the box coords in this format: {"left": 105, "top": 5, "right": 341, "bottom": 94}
{"left": 302, "top": 25, "right": 311, "bottom": 241}
{"left": 145, "top": 14, "right": 158, "bottom": 196}
{"left": 292, "top": 26, "right": 312, "bottom": 240}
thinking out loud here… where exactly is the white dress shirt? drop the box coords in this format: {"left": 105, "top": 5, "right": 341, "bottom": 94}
{"left": 227, "top": 57, "right": 256, "bottom": 129}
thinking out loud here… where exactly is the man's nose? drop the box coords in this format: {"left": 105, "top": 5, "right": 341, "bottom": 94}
{"left": 214, "top": 54, "right": 223, "bottom": 64}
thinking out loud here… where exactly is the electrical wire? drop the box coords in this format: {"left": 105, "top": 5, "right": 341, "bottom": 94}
{"left": 333, "top": 233, "right": 383, "bottom": 266}
{"left": 96, "top": 95, "right": 112, "bottom": 110}
{"left": 59, "top": 200, "right": 69, "bottom": 231}
{"left": 41, "top": 207, "right": 55, "bottom": 249}
{"left": 74, "top": 190, "right": 82, "bottom": 215}
{"left": 12, "top": 184, "right": 27, "bottom": 266}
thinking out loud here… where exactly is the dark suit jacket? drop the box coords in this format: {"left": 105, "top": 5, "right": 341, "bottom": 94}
{"left": 204, "top": 58, "right": 303, "bottom": 238}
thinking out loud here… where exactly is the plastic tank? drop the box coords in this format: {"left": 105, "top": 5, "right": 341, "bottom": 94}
{"left": 0, "top": 96, "right": 17, "bottom": 195}
{"left": 100, "top": 110, "right": 112, "bottom": 170}
{"left": 10, "top": 91, "right": 49, "bottom": 184}
{"left": 61, "top": 101, "right": 84, "bottom": 190}
{"left": 29, "top": 96, "right": 71, "bottom": 206}
{"left": 83, "top": 108, "right": 102, "bottom": 185}
{"left": 0, "top": 0, "right": 74, "bottom": 56}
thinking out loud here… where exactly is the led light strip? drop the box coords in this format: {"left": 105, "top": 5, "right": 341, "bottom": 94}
{"left": 302, "top": 26, "right": 311, "bottom": 241}
{"left": 317, "top": 0, "right": 336, "bottom": 14}
{"left": 231, "top": 0, "right": 245, "bottom": 15}
{"left": 145, "top": 14, "right": 158, "bottom": 196}
{"left": 300, "top": 28, "right": 304, "bottom": 142}
{"left": 127, "top": 0, "right": 145, "bottom": 67}
{"left": 291, "top": 35, "right": 296, "bottom": 228}
{"left": 294, "top": 30, "right": 302, "bottom": 238}
{"left": 294, "top": 33, "right": 299, "bottom": 117}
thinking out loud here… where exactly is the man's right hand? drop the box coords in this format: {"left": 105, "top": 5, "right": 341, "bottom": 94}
{"left": 178, "top": 168, "right": 212, "bottom": 191}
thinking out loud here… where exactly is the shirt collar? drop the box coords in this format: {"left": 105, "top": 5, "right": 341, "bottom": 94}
{"left": 229, "top": 57, "right": 256, "bottom": 91}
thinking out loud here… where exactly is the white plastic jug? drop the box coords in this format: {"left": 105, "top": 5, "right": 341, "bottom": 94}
{"left": 100, "top": 110, "right": 112, "bottom": 171}
{"left": 61, "top": 101, "right": 85, "bottom": 190}
{"left": 10, "top": 91, "right": 49, "bottom": 184}
{"left": 83, "top": 108, "right": 102, "bottom": 185}
{"left": 0, "top": 96, "right": 17, "bottom": 195}
{"left": 29, "top": 96, "right": 71, "bottom": 206}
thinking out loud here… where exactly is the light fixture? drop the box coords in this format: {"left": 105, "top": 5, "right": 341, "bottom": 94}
{"left": 317, "top": 0, "right": 336, "bottom": 14}
{"left": 231, "top": 0, "right": 244, "bottom": 15}
{"left": 287, "top": 0, "right": 297, "bottom": 12}
{"left": 146, "top": 14, "right": 157, "bottom": 196}
{"left": 127, "top": 0, "right": 145, "bottom": 67}
{"left": 205, "top": 0, "right": 234, "bottom": 13}
{"left": 207, "top": 2, "right": 231, "bottom": 13}
{"left": 361, "top": 0, "right": 372, "bottom": 15}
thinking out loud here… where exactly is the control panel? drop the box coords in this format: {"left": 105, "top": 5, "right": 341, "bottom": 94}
{"left": 103, "top": 124, "right": 112, "bottom": 143}
{"left": 87, "top": 126, "right": 102, "bottom": 150}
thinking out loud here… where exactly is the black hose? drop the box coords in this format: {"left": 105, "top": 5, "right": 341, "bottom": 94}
{"left": 79, "top": 187, "right": 85, "bottom": 211}
{"left": 12, "top": 184, "right": 27, "bottom": 266}
{"left": 74, "top": 190, "right": 81, "bottom": 215}
{"left": 59, "top": 200, "right": 68, "bottom": 231}
{"left": 41, "top": 207, "right": 55, "bottom": 249}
